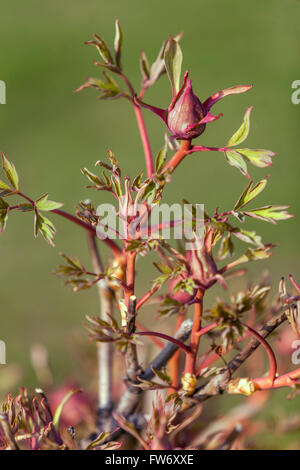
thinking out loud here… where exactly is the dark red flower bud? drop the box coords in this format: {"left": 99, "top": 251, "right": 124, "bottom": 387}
{"left": 167, "top": 73, "right": 206, "bottom": 140}
{"left": 135, "top": 71, "right": 252, "bottom": 141}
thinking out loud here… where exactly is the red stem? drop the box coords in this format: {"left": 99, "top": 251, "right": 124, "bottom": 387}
{"left": 254, "top": 367, "right": 300, "bottom": 390}
{"left": 120, "top": 73, "right": 154, "bottom": 178}
{"left": 195, "top": 322, "right": 218, "bottom": 337}
{"left": 124, "top": 251, "right": 136, "bottom": 306}
{"left": 133, "top": 103, "right": 154, "bottom": 178}
{"left": 136, "top": 331, "right": 191, "bottom": 355}
{"left": 241, "top": 322, "right": 277, "bottom": 386}
{"left": 187, "top": 146, "right": 227, "bottom": 154}
{"left": 135, "top": 320, "right": 164, "bottom": 349}
{"left": 164, "top": 140, "right": 192, "bottom": 172}
{"left": 184, "top": 288, "right": 204, "bottom": 375}
{"left": 136, "top": 284, "right": 160, "bottom": 311}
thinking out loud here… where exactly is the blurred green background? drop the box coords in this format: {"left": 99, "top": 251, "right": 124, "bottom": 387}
{"left": 0, "top": 0, "right": 299, "bottom": 448}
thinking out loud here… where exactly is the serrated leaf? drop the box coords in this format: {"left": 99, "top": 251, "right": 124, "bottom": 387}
{"left": 34, "top": 212, "right": 56, "bottom": 246}
{"left": 236, "top": 148, "right": 275, "bottom": 168}
{"left": 227, "top": 106, "right": 252, "bottom": 147}
{"left": 1, "top": 153, "right": 19, "bottom": 190}
{"left": 164, "top": 37, "right": 183, "bottom": 96}
{"left": 234, "top": 177, "right": 268, "bottom": 211}
{"left": 244, "top": 205, "right": 293, "bottom": 224}
{"left": 35, "top": 193, "right": 63, "bottom": 211}
{"left": 225, "top": 150, "right": 249, "bottom": 178}
{"left": 114, "top": 20, "right": 123, "bottom": 70}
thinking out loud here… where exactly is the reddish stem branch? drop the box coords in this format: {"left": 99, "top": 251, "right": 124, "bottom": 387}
{"left": 53, "top": 209, "right": 121, "bottom": 257}
{"left": 241, "top": 322, "right": 277, "bottom": 386}
{"left": 164, "top": 140, "right": 192, "bottom": 172}
{"left": 136, "top": 331, "right": 191, "bottom": 355}
{"left": 187, "top": 146, "right": 227, "bottom": 154}
{"left": 120, "top": 73, "right": 154, "bottom": 178}
{"left": 184, "top": 289, "right": 204, "bottom": 375}
{"left": 254, "top": 367, "right": 300, "bottom": 390}
{"left": 124, "top": 252, "right": 136, "bottom": 306}
{"left": 133, "top": 104, "right": 154, "bottom": 178}
{"left": 136, "top": 284, "right": 160, "bottom": 311}
{"left": 135, "top": 321, "right": 164, "bottom": 349}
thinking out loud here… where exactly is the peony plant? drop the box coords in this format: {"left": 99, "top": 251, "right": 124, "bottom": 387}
{"left": 0, "top": 21, "right": 299, "bottom": 451}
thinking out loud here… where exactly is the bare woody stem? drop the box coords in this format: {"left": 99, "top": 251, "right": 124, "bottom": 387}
{"left": 184, "top": 288, "right": 204, "bottom": 376}
{"left": 86, "top": 232, "right": 114, "bottom": 432}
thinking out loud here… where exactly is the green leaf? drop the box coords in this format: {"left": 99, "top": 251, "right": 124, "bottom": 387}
{"left": 143, "top": 31, "right": 183, "bottom": 90}
{"left": 34, "top": 212, "right": 56, "bottom": 246}
{"left": 0, "top": 180, "right": 12, "bottom": 196}
{"left": 218, "top": 234, "right": 234, "bottom": 260}
{"left": 235, "top": 148, "right": 275, "bottom": 168}
{"left": 164, "top": 37, "right": 183, "bottom": 96}
{"left": 0, "top": 210, "right": 8, "bottom": 231}
{"left": 114, "top": 19, "right": 123, "bottom": 70}
{"left": 237, "top": 246, "right": 273, "bottom": 263}
{"left": 244, "top": 205, "right": 293, "bottom": 224}
{"left": 155, "top": 141, "right": 168, "bottom": 173}
{"left": 87, "top": 431, "right": 112, "bottom": 450}
{"left": 140, "top": 50, "right": 150, "bottom": 81}
{"left": 1, "top": 153, "right": 19, "bottom": 190}
{"left": 0, "top": 197, "right": 9, "bottom": 210}
{"left": 227, "top": 106, "right": 252, "bottom": 147}
{"left": 81, "top": 168, "right": 105, "bottom": 186}
{"left": 132, "top": 170, "right": 144, "bottom": 190}
{"left": 0, "top": 197, "right": 9, "bottom": 232}
{"left": 233, "top": 229, "right": 263, "bottom": 247}
{"left": 53, "top": 389, "right": 81, "bottom": 430}
{"left": 225, "top": 150, "right": 249, "bottom": 178}
{"left": 35, "top": 193, "right": 63, "bottom": 211}
{"left": 92, "top": 34, "right": 114, "bottom": 64}
{"left": 151, "top": 367, "right": 171, "bottom": 384}
{"left": 234, "top": 177, "right": 269, "bottom": 211}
